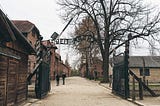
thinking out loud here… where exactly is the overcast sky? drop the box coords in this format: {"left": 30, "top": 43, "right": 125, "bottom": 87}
{"left": 0, "top": 0, "right": 160, "bottom": 67}
{"left": 0, "top": 0, "right": 67, "bottom": 40}
{"left": 1, "top": 0, "right": 160, "bottom": 39}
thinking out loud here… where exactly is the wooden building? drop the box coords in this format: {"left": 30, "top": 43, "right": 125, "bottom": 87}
{"left": 0, "top": 9, "right": 35, "bottom": 105}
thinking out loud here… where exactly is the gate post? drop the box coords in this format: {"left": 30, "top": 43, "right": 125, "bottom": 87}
{"left": 124, "top": 46, "right": 129, "bottom": 99}
{"left": 124, "top": 34, "right": 132, "bottom": 99}
{"left": 139, "top": 78, "right": 143, "bottom": 100}
{"left": 132, "top": 76, "right": 136, "bottom": 100}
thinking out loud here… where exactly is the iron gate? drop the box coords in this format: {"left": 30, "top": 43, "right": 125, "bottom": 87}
{"left": 35, "top": 62, "right": 50, "bottom": 99}
{"left": 112, "top": 60, "right": 129, "bottom": 98}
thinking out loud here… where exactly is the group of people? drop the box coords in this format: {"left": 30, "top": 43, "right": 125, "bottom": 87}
{"left": 55, "top": 72, "right": 66, "bottom": 86}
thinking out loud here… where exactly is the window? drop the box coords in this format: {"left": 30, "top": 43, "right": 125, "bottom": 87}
{"left": 139, "top": 68, "right": 143, "bottom": 76}
{"left": 32, "top": 30, "right": 36, "bottom": 37}
{"left": 139, "top": 68, "right": 150, "bottom": 76}
{"left": 145, "top": 68, "right": 150, "bottom": 76}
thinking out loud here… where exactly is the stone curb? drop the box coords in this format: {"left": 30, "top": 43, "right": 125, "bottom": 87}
{"left": 127, "top": 99, "right": 144, "bottom": 106}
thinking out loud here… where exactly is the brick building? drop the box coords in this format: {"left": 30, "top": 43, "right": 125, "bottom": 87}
{"left": 79, "top": 57, "right": 112, "bottom": 79}
{"left": 54, "top": 52, "right": 71, "bottom": 77}
{"left": 12, "top": 20, "right": 42, "bottom": 78}
{"left": 41, "top": 40, "right": 57, "bottom": 79}
{"left": 60, "top": 60, "right": 71, "bottom": 77}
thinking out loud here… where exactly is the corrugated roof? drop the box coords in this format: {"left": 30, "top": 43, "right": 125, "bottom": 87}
{"left": 143, "top": 56, "right": 160, "bottom": 68}
{"left": 112, "top": 56, "right": 160, "bottom": 68}
{"left": 129, "top": 56, "right": 144, "bottom": 67}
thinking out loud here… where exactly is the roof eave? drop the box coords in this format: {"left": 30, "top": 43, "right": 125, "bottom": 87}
{"left": 8, "top": 19, "right": 36, "bottom": 54}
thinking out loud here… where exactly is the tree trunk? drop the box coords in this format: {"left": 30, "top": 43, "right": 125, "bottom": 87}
{"left": 101, "top": 47, "right": 109, "bottom": 83}
{"left": 102, "top": 60, "right": 109, "bottom": 83}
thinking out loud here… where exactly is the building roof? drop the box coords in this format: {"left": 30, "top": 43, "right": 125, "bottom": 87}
{"left": 12, "top": 20, "right": 34, "bottom": 33}
{"left": 12, "top": 20, "right": 40, "bottom": 36}
{"left": 0, "top": 9, "right": 16, "bottom": 42}
{"left": 0, "top": 9, "right": 35, "bottom": 53}
{"left": 112, "top": 56, "right": 160, "bottom": 68}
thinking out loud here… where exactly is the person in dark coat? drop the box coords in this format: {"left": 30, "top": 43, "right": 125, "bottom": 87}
{"left": 55, "top": 74, "right": 60, "bottom": 86}
{"left": 62, "top": 72, "right": 66, "bottom": 85}
{"left": 109, "top": 74, "right": 113, "bottom": 87}
{"left": 94, "top": 68, "right": 98, "bottom": 81}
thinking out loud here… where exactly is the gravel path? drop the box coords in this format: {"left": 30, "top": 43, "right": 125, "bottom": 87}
{"left": 29, "top": 77, "right": 137, "bottom": 106}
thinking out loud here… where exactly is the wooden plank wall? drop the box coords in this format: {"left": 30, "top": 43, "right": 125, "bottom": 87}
{"left": 0, "top": 52, "right": 28, "bottom": 105}
{"left": 0, "top": 55, "right": 7, "bottom": 106}
{"left": 6, "top": 58, "right": 18, "bottom": 106}
{"left": 4, "top": 40, "right": 29, "bottom": 105}
{"left": 16, "top": 53, "right": 28, "bottom": 104}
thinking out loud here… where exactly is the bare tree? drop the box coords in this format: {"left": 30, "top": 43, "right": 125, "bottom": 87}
{"left": 72, "top": 17, "right": 102, "bottom": 79}
{"left": 57, "top": 0, "right": 160, "bottom": 82}
{"left": 74, "top": 16, "right": 100, "bottom": 62}
{"left": 148, "top": 39, "right": 157, "bottom": 56}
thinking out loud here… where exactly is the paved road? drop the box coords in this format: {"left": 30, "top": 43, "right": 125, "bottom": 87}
{"left": 28, "top": 77, "right": 137, "bottom": 106}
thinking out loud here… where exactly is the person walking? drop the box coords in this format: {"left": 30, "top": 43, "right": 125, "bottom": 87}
{"left": 62, "top": 72, "right": 66, "bottom": 85}
{"left": 56, "top": 74, "right": 60, "bottom": 86}
{"left": 94, "top": 68, "right": 98, "bottom": 81}
{"left": 109, "top": 74, "right": 113, "bottom": 87}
